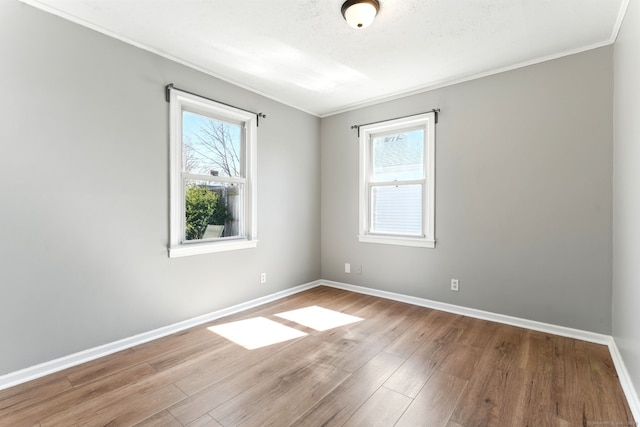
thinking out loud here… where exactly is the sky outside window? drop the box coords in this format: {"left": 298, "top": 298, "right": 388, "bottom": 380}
{"left": 182, "top": 111, "right": 242, "bottom": 178}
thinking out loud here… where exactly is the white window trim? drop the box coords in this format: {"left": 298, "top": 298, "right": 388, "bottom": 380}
{"left": 168, "top": 89, "right": 258, "bottom": 258}
{"left": 358, "top": 112, "right": 436, "bottom": 248}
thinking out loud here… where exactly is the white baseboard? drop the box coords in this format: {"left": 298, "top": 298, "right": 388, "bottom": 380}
{"left": 0, "top": 280, "right": 320, "bottom": 391}
{"left": 2, "top": 277, "right": 638, "bottom": 425}
{"left": 608, "top": 339, "right": 640, "bottom": 422}
{"left": 320, "top": 280, "right": 611, "bottom": 345}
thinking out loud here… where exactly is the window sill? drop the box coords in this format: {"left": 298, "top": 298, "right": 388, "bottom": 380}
{"left": 169, "top": 239, "right": 258, "bottom": 258}
{"left": 358, "top": 234, "right": 435, "bottom": 248}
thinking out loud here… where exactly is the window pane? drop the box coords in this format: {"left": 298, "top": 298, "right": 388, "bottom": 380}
{"left": 372, "top": 129, "right": 424, "bottom": 182}
{"left": 183, "top": 111, "right": 243, "bottom": 178}
{"left": 184, "top": 179, "right": 243, "bottom": 241}
{"left": 371, "top": 185, "right": 422, "bottom": 235}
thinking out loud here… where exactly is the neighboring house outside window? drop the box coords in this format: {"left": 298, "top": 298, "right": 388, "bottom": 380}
{"left": 358, "top": 112, "right": 436, "bottom": 248}
{"left": 168, "top": 88, "right": 257, "bottom": 257}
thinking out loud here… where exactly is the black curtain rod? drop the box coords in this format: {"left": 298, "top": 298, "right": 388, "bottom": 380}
{"left": 350, "top": 109, "right": 440, "bottom": 137}
{"left": 165, "top": 84, "right": 266, "bottom": 126}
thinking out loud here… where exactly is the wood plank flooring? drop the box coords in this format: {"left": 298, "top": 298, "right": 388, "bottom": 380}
{"left": 0, "top": 286, "right": 634, "bottom": 426}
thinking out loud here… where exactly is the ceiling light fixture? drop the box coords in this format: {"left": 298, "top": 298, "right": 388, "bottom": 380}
{"left": 341, "top": 0, "right": 380, "bottom": 29}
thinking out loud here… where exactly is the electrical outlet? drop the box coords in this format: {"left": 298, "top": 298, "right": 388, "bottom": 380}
{"left": 451, "top": 279, "right": 459, "bottom": 292}
{"left": 260, "top": 273, "right": 267, "bottom": 284}
{"left": 345, "top": 263, "right": 351, "bottom": 273}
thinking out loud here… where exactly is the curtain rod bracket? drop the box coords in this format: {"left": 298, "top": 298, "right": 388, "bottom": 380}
{"left": 165, "top": 83, "right": 174, "bottom": 103}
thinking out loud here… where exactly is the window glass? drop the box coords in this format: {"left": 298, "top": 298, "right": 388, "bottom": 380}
{"left": 182, "top": 111, "right": 243, "bottom": 178}
{"left": 371, "top": 129, "right": 424, "bottom": 182}
{"left": 183, "top": 179, "right": 243, "bottom": 241}
{"left": 371, "top": 184, "right": 423, "bottom": 236}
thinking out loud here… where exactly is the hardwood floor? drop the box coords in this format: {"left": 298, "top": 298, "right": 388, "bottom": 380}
{"left": 0, "top": 286, "right": 634, "bottom": 426}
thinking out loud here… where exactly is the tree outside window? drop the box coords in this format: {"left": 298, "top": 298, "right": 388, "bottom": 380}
{"left": 183, "top": 111, "right": 242, "bottom": 241}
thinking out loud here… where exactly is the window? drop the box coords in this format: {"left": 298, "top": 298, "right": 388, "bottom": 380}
{"left": 169, "top": 88, "right": 257, "bottom": 257}
{"left": 358, "top": 112, "right": 436, "bottom": 248}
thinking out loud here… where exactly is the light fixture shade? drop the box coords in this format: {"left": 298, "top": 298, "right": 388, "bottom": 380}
{"left": 341, "top": 0, "right": 380, "bottom": 29}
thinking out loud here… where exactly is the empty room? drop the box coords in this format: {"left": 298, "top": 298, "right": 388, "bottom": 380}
{"left": 1, "top": 0, "right": 639, "bottom": 426}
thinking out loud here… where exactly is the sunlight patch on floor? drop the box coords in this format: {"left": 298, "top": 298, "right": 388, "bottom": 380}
{"left": 275, "top": 306, "right": 363, "bottom": 331}
{"left": 207, "top": 317, "right": 307, "bottom": 349}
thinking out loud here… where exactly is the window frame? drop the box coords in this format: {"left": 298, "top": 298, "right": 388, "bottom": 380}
{"left": 168, "top": 89, "right": 258, "bottom": 258}
{"left": 358, "top": 112, "right": 436, "bottom": 248}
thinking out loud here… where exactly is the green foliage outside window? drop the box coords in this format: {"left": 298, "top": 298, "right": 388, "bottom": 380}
{"left": 185, "top": 185, "right": 230, "bottom": 240}
{"left": 210, "top": 193, "right": 231, "bottom": 226}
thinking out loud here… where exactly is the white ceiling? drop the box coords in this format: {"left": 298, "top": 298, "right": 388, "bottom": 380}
{"left": 21, "top": 0, "right": 627, "bottom": 117}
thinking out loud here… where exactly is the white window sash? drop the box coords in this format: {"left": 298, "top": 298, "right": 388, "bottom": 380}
{"left": 358, "top": 112, "right": 435, "bottom": 248}
{"left": 182, "top": 172, "right": 246, "bottom": 185}
{"left": 169, "top": 88, "right": 258, "bottom": 258}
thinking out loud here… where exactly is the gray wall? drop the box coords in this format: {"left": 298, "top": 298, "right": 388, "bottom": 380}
{"left": 321, "top": 47, "right": 613, "bottom": 334}
{"left": 613, "top": 0, "right": 640, "bottom": 407}
{"left": 0, "top": 1, "right": 320, "bottom": 375}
